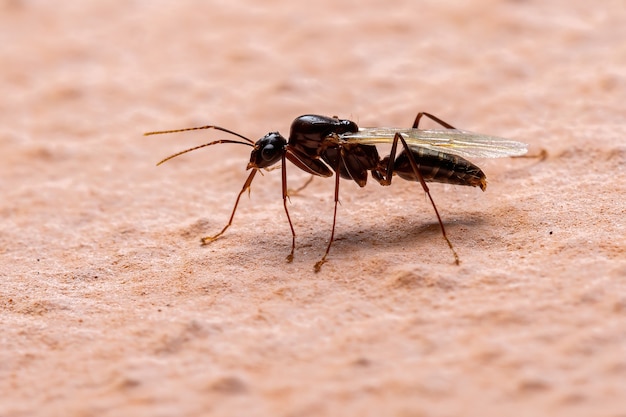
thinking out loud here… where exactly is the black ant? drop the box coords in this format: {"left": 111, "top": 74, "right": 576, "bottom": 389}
{"left": 146, "top": 112, "right": 527, "bottom": 272}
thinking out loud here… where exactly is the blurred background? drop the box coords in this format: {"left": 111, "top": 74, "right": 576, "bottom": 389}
{"left": 1, "top": 1, "right": 625, "bottom": 416}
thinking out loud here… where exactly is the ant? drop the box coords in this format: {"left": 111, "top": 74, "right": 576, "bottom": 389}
{"left": 146, "top": 112, "right": 527, "bottom": 272}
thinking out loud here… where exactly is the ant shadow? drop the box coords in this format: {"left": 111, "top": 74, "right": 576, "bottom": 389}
{"left": 295, "top": 212, "right": 487, "bottom": 255}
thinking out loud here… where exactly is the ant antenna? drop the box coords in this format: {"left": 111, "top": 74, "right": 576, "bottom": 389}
{"left": 145, "top": 125, "right": 255, "bottom": 144}
{"left": 145, "top": 125, "right": 255, "bottom": 165}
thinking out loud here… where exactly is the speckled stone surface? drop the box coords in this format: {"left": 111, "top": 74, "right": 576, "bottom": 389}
{"left": 1, "top": 1, "right": 625, "bottom": 416}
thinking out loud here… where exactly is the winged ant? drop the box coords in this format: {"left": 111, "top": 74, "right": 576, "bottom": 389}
{"left": 146, "top": 112, "right": 528, "bottom": 272}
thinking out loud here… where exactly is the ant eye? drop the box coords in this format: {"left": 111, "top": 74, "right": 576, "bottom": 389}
{"left": 251, "top": 132, "right": 285, "bottom": 169}
{"left": 261, "top": 144, "right": 276, "bottom": 161}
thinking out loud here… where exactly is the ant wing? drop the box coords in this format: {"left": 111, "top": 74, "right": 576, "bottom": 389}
{"left": 341, "top": 128, "right": 528, "bottom": 159}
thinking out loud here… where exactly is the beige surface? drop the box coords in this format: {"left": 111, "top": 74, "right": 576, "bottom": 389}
{"left": 2, "top": 1, "right": 626, "bottom": 416}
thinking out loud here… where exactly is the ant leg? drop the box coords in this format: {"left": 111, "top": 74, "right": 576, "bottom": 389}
{"left": 514, "top": 148, "right": 548, "bottom": 161}
{"left": 281, "top": 153, "right": 297, "bottom": 262}
{"left": 314, "top": 150, "right": 342, "bottom": 272}
{"left": 201, "top": 169, "right": 257, "bottom": 245}
{"left": 397, "top": 133, "right": 460, "bottom": 264}
{"left": 287, "top": 175, "right": 314, "bottom": 197}
{"left": 377, "top": 132, "right": 460, "bottom": 265}
{"left": 413, "top": 112, "right": 457, "bottom": 129}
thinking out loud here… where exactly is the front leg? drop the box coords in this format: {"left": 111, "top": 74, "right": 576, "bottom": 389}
{"left": 201, "top": 169, "right": 257, "bottom": 245}
{"left": 287, "top": 175, "right": 314, "bottom": 197}
{"left": 281, "top": 153, "right": 297, "bottom": 263}
{"left": 282, "top": 148, "right": 333, "bottom": 263}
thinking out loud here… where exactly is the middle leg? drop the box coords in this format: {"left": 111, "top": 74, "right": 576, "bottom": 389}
{"left": 314, "top": 146, "right": 343, "bottom": 272}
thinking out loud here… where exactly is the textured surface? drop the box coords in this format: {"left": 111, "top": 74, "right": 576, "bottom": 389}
{"left": 1, "top": 1, "right": 626, "bottom": 416}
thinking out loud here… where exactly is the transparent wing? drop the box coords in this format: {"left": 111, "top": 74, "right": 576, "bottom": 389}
{"left": 341, "top": 128, "right": 528, "bottom": 158}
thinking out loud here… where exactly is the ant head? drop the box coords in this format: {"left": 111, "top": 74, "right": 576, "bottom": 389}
{"left": 248, "top": 132, "right": 287, "bottom": 169}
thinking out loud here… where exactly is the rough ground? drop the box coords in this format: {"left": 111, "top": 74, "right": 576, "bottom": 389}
{"left": 1, "top": 1, "right": 625, "bottom": 416}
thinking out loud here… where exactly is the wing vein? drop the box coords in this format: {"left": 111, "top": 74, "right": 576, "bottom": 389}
{"left": 341, "top": 128, "right": 528, "bottom": 158}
